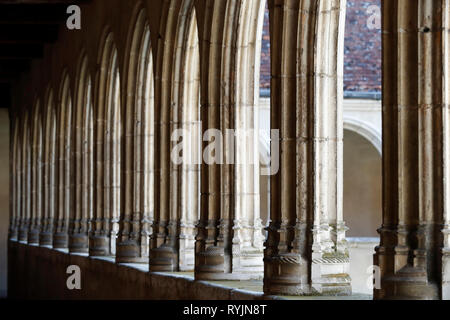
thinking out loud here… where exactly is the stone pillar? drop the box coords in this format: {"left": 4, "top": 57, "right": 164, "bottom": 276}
{"left": 194, "top": 0, "right": 265, "bottom": 281}
{"left": 90, "top": 81, "right": 109, "bottom": 256}
{"left": 18, "top": 112, "right": 30, "bottom": 243}
{"left": 69, "top": 57, "right": 92, "bottom": 253}
{"left": 90, "top": 34, "right": 118, "bottom": 257}
{"left": 53, "top": 77, "right": 72, "bottom": 249}
{"left": 374, "top": 0, "right": 450, "bottom": 300}
{"left": 117, "top": 10, "right": 153, "bottom": 263}
{"left": 149, "top": 0, "right": 200, "bottom": 272}
{"left": 28, "top": 104, "right": 42, "bottom": 245}
{"left": 263, "top": 0, "right": 350, "bottom": 296}
{"left": 177, "top": 13, "right": 200, "bottom": 271}
{"left": 9, "top": 118, "right": 20, "bottom": 241}
{"left": 39, "top": 91, "right": 56, "bottom": 247}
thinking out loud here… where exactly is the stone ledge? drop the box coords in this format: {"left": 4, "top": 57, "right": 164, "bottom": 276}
{"left": 7, "top": 241, "right": 278, "bottom": 300}
{"left": 7, "top": 241, "right": 371, "bottom": 300}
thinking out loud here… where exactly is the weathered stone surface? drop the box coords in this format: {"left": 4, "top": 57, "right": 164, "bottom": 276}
{"left": 374, "top": 0, "right": 450, "bottom": 300}
{"left": 8, "top": 242, "right": 276, "bottom": 300}
{"left": 6, "top": 0, "right": 450, "bottom": 300}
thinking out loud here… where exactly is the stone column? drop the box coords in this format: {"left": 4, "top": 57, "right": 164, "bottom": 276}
{"left": 90, "top": 35, "right": 121, "bottom": 257}
{"left": 18, "top": 112, "right": 30, "bottom": 243}
{"left": 40, "top": 92, "right": 56, "bottom": 247}
{"left": 9, "top": 118, "right": 20, "bottom": 241}
{"left": 194, "top": 0, "right": 265, "bottom": 280}
{"left": 149, "top": 0, "right": 200, "bottom": 272}
{"left": 28, "top": 104, "right": 42, "bottom": 245}
{"left": 177, "top": 13, "right": 200, "bottom": 271}
{"left": 374, "top": 0, "right": 450, "bottom": 300}
{"left": 53, "top": 78, "right": 72, "bottom": 249}
{"left": 116, "top": 11, "right": 153, "bottom": 263}
{"left": 69, "top": 57, "right": 92, "bottom": 253}
{"left": 263, "top": 0, "right": 350, "bottom": 296}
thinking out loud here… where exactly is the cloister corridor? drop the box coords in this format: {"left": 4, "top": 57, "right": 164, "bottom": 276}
{"left": 1, "top": 0, "right": 450, "bottom": 303}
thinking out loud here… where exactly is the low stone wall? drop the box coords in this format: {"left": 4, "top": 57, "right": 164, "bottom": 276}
{"left": 7, "top": 242, "right": 277, "bottom": 300}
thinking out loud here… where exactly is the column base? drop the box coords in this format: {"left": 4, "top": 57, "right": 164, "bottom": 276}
{"left": 27, "top": 229, "right": 40, "bottom": 245}
{"left": 377, "top": 266, "right": 439, "bottom": 300}
{"left": 18, "top": 228, "right": 28, "bottom": 243}
{"left": 116, "top": 240, "right": 147, "bottom": 263}
{"left": 69, "top": 233, "right": 89, "bottom": 253}
{"left": 9, "top": 228, "right": 18, "bottom": 241}
{"left": 89, "top": 235, "right": 110, "bottom": 256}
{"left": 263, "top": 252, "right": 351, "bottom": 296}
{"left": 149, "top": 244, "right": 177, "bottom": 271}
{"left": 53, "top": 232, "right": 68, "bottom": 249}
{"left": 195, "top": 246, "right": 263, "bottom": 280}
{"left": 39, "top": 231, "right": 53, "bottom": 247}
{"left": 263, "top": 252, "right": 311, "bottom": 295}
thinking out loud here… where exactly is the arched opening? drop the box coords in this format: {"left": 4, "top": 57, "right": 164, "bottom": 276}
{"left": 258, "top": 1, "right": 270, "bottom": 236}
{"left": 139, "top": 24, "right": 155, "bottom": 261}
{"left": 40, "top": 88, "right": 57, "bottom": 247}
{"left": 70, "top": 54, "right": 93, "bottom": 253}
{"left": 343, "top": 0, "right": 382, "bottom": 295}
{"left": 29, "top": 99, "right": 43, "bottom": 244}
{"left": 149, "top": 0, "right": 200, "bottom": 272}
{"left": 344, "top": 128, "right": 381, "bottom": 295}
{"left": 54, "top": 73, "right": 72, "bottom": 249}
{"left": 9, "top": 117, "right": 20, "bottom": 241}
{"left": 177, "top": 8, "right": 200, "bottom": 271}
{"left": 90, "top": 32, "right": 121, "bottom": 257}
{"left": 107, "top": 50, "right": 121, "bottom": 256}
{"left": 344, "top": 129, "right": 381, "bottom": 238}
{"left": 18, "top": 111, "right": 30, "bottom": 243}
{"left": 116, "top": 8, "right": 155, "bottom": 263}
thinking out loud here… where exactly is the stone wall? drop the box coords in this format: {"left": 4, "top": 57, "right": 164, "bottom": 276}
{"left": 8, "top": 242, "right": 275, "bottom": 300}
{"left": 0, "top": 109, "right": 9, "bottom": 298}
{"left": 259, "top": 0, "right": 382, "bottom": 92}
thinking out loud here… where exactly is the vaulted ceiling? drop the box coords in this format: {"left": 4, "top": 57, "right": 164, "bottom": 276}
{"left": 0, "top": 0, "right": 89, "bottom": 109}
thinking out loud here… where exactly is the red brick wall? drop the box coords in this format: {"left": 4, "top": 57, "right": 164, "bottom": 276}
{"left": 260, "top": 4, "right": 270, "bottom": 91}
{"left": 259, "top": 0, "right": 382, "bottom": 93}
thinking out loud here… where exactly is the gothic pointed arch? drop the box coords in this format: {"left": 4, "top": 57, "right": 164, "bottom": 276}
{"left": 70, "top": 51, "right": 94, "bottom": 253}
{"left": 9, "top": 116, "right": 20, "bottom": 241}
{"left": 53, "top": 71, "right": 73, "bottom": 249}
{"left": 40, "top": 86, "right": 57, "bottom": 246}
{"left": 116, "top": 4, "right": 155, "bottom": 263}
{"left": 148, "top": 0, "right": 201, "bottom": 272}
{"left": 90, "top": 29, "right": 122, "bottom": 257}
{"left": 194, "top": 0, "right": 268, "bottom": 280}
{"left": 18, "top": 110, "right": 31, "bottom": 243}
{"left": 28, "top": 98, "right": 43, "bottom": 244}
{"left": 263, "top": 0, "right": 350, "bottom": 295}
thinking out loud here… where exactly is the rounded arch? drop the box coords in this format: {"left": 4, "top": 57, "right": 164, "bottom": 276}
{"left": 343, "top": 128, "right": 382, "bottom": 238}
{"left": 343, "top": 118, "right": 382, "bottom": 155}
